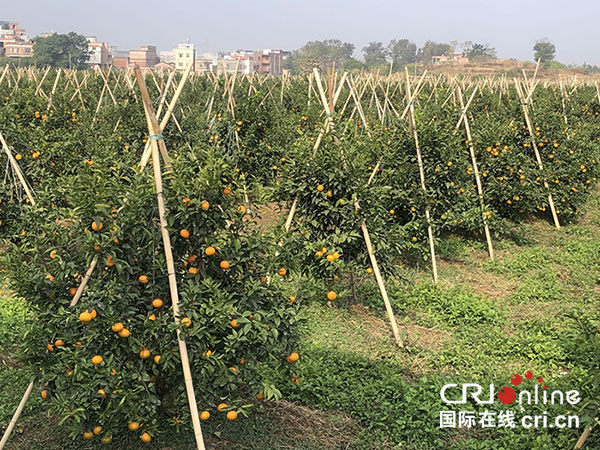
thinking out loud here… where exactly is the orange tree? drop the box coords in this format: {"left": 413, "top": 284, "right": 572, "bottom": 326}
{"left": 275, "top": 123, "right": 410, "bottom": 303}
{"left": 2, "top": 145, "right": 302, "bottom": 445}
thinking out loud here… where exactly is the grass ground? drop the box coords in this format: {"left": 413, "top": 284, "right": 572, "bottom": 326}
{"left": 1, "top": 196, "right": 600, "bottom": 449}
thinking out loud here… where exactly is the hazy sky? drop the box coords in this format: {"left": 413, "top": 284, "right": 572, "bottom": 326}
{"left": 3, "top": 0, "right": 599, "bottom": 65}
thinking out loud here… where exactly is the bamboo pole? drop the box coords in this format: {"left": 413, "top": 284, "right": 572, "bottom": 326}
{"left": 514, "top": 79, "right": 560, "bottom": 229}
{"left": 0, "top": 130, "right": 35, "bottom": 205}
{"left": 133, "top": 66, "right": 206, "bottom": 450}
{"left": 574, "top": 426, "right": 593, "bottom": 449}
{"left": 70, "top": 256, "right": 99, "bottom": 307}
{"left": 456, "top": 86, "right": 494, "bottom": 260}
{"left": 0, "top": 380, "right": 34, "bottom": 450}
{"left": 405, "top": 69, "right": 438, "bottom": 283}
{"left": 140, "top": 62, "right": 193, "bottom": 168}
{"left": 360, "top": 221, "right": 403, "bottom": 347}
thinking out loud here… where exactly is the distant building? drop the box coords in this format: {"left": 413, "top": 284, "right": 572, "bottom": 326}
{"left": 129, "top": 45, "right": 159, "bottom": 68}
{"left": 86, "top": 36, "right": 110, "bottom": 68}
{"left": 0, "top": 21, "right": 27, "bottom": 40}
{"left": 0, "top": 21, "right": 33, "bottom": 58}
{"left": 160, "top": 50, "right": 175, "bottom": 64}
{"left": 155, "top": 61, "right": 175, "bottom": 71}
{"left": 108, "top": 46, "right": 129, "bottom": 68}
{"left": 195, "top": 55, "right": 215, "bottom": 73}
{"left": 216, "top": 54, "right": 252, "bottom": 74}
{"left": 252, "top": 49, "right": 284, "bottom": 75}
{"left": 174, "top": 41, "right": 195, "bottom": 71}
{"left": 4, "top": 41, "right": 33, "bottom": 58}
{"left": 432, "top": 52, "right": 468, "bottom": 65}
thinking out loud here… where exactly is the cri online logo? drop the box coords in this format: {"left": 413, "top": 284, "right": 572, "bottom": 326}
{"left": 440, "top": 370, "right": 580, "bottom": 406}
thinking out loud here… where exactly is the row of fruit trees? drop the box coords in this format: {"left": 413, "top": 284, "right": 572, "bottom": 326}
{"left": 0, "top": 63, "right": 599, "bottom": 447}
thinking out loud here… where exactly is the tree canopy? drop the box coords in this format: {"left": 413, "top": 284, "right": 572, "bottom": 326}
{"left": 417, "top": 41, "right": 453, "bottom": 64}
{"left": 533, "top": 40, "right": 556, "bottom": 64}
{"left": 362, "top": 41, "right": 388, "bottom": 67}
{"left": 286, "top": 39, "right": 357, "bottom": 73}
{"left": 466, "top": 43, "right": 497, "bottom": 62}
{"left": 387, "top": 39, "right": 417, "bottom": 67}
{"left": 33, "top": 32, "right": 90, "bottom": 69}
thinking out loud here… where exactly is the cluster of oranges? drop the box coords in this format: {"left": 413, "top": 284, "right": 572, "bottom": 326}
{"left": 314, "top": 247, "right": 340, "bottom": 262}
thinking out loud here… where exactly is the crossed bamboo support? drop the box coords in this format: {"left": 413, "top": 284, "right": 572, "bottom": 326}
{"left": 134, "top": 66, "right": 206, "bottom": 450}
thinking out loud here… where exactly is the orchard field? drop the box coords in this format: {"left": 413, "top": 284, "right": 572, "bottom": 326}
{"left": 1, "top": 65, "right": 600, "bottom": 449}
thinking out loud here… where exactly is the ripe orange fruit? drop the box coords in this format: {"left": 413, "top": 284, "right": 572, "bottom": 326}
{"left": 148, "top": 314, "right": 157, "bottom": 321}
{"left": 200, "top": 410, "right": 210, "bottom": 420}
{"left": 200, "top": 200, "right": 210, "bottom": 210}
{"left": 278, "top": 268, "right": 287, "bottom": 276}
{"left": 152, "top": 298, "right": 163, "bottom": 308}
{"left": 188, "top": 267, "right": 198, "bottom": 275}
{"left": 41, "top": 389, "right": 48, "bottom": 400}
{"left": 111, "top": 322, "right": 124, "bottom": 333}
{"left": 182, "top": 197, "right": 191, "bottom": 205}
{"left": 79, "top": 311, "right": 92, "bottom": 323}
{"left": 49, "top": 249, "right": 58, "bottom": 259}
{"left": 188, "top": 254, "right": 198, "bottom": 263}
{"left": 326, "top": 254, "right": 334, "bottom": 262}
{"left": 55, "top": 339, "right": 64, "bottom": 347}
{"left": 47, "top": 343, "right": 54, "bottom": 352}
{"left": 118, "top": 328, "right": 130, "bottom": 338}
{"left": 101, "top": 436, "right": 112, "bottom": 445}
{"left": 256, "top": 393, "right": 265, "bottom": 400}
{"left": 327, "top": 291, "right": 337, "bottom": 301}
{"left": 316, "top": 184, "right": 324, "bottom": 192}
{"left": 205, "top": 246, "right": 216, "bottom": 256}
{"left": 181, "top": 317, "right": 192, "bottom": 327}
{"left": 287, "top": 352, "right": 299, "bottom": 363}
{"left": 180, "top": 229, "right": 190, "bottom": 239}
{"left": 139, "top": 348, "right": 151, "bottom": 359}
{"left": 140, "top": 432, "right": 151, "bottom": 443}
{"left": 237, "top": 205, "right": 247, "bottom": 214}
{"left": 138, "top": 275, "right": 149, "bottom": 284}
{"left": 217, "top": 403, "right": 228, "bottom": 412}
{"left": 90, "top": 308, "right": 98, "bottom": 319}
{"left": 91, "top": 220, "right": 103, "bottom": 232}
{"left": 93, "top": 426, "right": 103, "bottom": 435}
{"left": 154, "top": 355, "right": 161, "bottom": 364}
{"left": 83, "top": 431, "right": 94, "bottom": 440}
{"left": 91, "top": 355, "right": 103, "bottom": 365}
{"left": 220, "top": 260, "right": 230, "bottom": 270}
{"left": 69, "top": 287, "right": 78, "bottom": 296}
{"left": 98, "top": 389, "right": 106, "bottom": 397}
{"left": 223, "top": 188, "right": 232, "bottom": 195}
{"left": 366, "top": 267, "right": 373, "bottom": 274}
{"left": 106, "top": 255, "right": 115, "bottom": 267}
{"left": 231, "top": 319, "right": 241, "bottom": 329}
{"left": 227, "top": 410, "right": 238, "bottom": 421}
{"left": 128, "top": 421, "right": 140, "bottom": 431}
